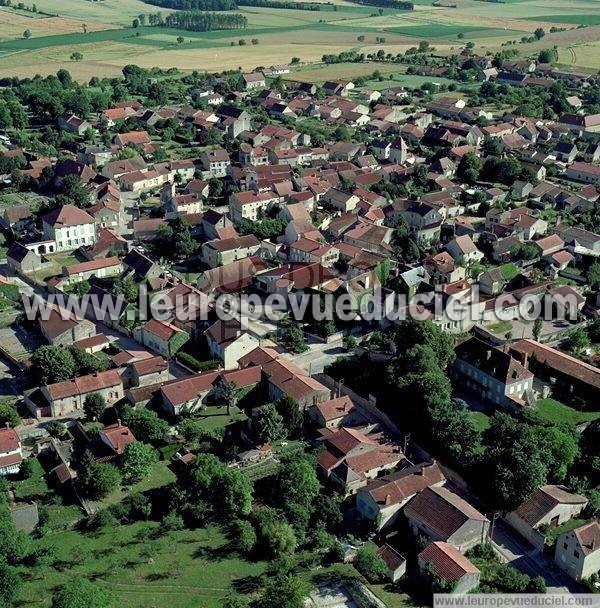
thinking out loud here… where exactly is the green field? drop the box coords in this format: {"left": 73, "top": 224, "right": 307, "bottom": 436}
{"left": 18, "top": 521, "right": 267, "bottom": 608}
{"left": 535, "top": 398, "right": 600, "bottom": 427}
{"left": 525, "top": 14, "right": 600, "bottom": 25}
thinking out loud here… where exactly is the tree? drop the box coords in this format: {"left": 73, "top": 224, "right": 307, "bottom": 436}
{"left": 567, "top": 328, "right": 590, "bottom": 354}
{"left": 265, "top": 521, "right": 297, "bottom": 558}
{"left": 258, "top": 575, "right": 309, "bottom": 608}
{"left": 132, "top": 18, "right": 140, "bottom": 27}
{"left": 276, "top": 456, "right": 320, "bottom": 507}
{"left": 231, "top": 519, "right": 256, "bottom": 555}
{"left": 177, "top": 36, "right": 184, "bottom": 44}
{"left": 23, "top": 29, "right": 31, "bottom": 39}
{"left": 83, "top": 393, "right": 105, "bottom": 422}
{"left": 587, "top": 262, "right": 600, "bottom": 289}
{"left": 120, "top": 406, "right": 169, "bottom": 444}
{"left": 533, "top": 317, "right": 543, "bottom": 341}
{"left": 70, "top": 52, "right": 83, "bottom": 61}
{"left": 456, "top": 152, "right": 482, "bottom": 184}
{"left": 120, "top": 442, "right": 157, "bottom": 483}
{"left": 0, "top": 400, "right": 20, "bottom": 428}
{"left": 281, "top": 323, "right": 307, "bottom": 354}
{"left": 534, "top": 27, "right": 545, "bottom": 39}
{"left": 52, "top": 579, "right": 110, "bottom": 608}
{"left": 254, "top": 404, "right": 286, "bottom": 444}
{"left": 223, "top": 595, "right": 250, "bottom": 608}
{"left": 30, "top": 345, "right": 76, "bottom": 385}
{"left": 354, "top": 546, "right": 388, "bottom": 583}
{"left": 77, "top": 450, "right": 121, "bottom": 499}
{"left": 0, "top": 560, "right": 20, "bottom": 607}
{"left": 275, "top": 396, "right": 302, "bottom": 438}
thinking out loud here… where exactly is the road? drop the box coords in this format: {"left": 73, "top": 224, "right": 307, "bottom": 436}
{"left": 491, "top": 519, "right": 580, "bottom": 593}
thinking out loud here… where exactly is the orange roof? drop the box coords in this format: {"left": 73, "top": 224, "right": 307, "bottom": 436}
{"left": 419, "top": 541, "right": 479, "bottom": 583}
{"left": 100, "top": 422, "right": 136, "bottom": 454}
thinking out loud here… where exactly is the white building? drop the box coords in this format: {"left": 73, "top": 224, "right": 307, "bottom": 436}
{"left": 42, "top": 205, "right": 96, "bottom": 252}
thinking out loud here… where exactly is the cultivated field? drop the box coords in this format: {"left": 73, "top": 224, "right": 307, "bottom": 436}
{"left": 0, "top": 0, "right": 598, "bottom": 79}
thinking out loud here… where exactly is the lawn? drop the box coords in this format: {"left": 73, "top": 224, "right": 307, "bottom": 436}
{"left": 486, "top": 320, "right": 513, "bottom": 335}
{"left": 192, "top": 405, "right": 248, "bottom": 434}
{"left": 535, "top": 398, "right": 600, "bottom": 427}
{"left": 544, "top": 518, "right": 587, "bottom": 544}
{"left": 99, "top": 460, "right": 177, "bottom": 507}
{"left": 17, "top": 522, "right": 268, "bottom": 608}
{"left": 469, "top": 411, "right": 491, "bottom": 433}
{"left": 10, "top": 459, "right": 84, "bottom": 532}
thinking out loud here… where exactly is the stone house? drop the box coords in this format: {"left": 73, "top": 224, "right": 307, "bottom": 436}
{"left": 405, "top": 486, "right": 489, "bottom": 552}
{"left": 204, "top": 318, "right": 259, "bottom": 370}
{"left": 506, "top": 485, "right": 589, "bottom": 551}
{"left": 418, "top": 542, "right": 480, "bottom": 594}
{"left": 555, "top": 520, "right": 600, "bottom": 581}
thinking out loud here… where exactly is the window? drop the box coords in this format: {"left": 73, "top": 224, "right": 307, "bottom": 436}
{"left": 564, "top": 543, "right": 568, "bottom": 550}
{"left": 574, "top": 550, "right": 580, "bottom": 558}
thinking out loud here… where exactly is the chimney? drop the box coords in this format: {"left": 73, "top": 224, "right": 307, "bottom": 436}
{"left": 117, "top": 419, "right": 121, "bottom": 427}
{"left": 523, "top": 352, "right": 529, "bottom": 369}
{"left": 5, "top": 422, "right": 9, "bottom": 429}
{"left": 486, "top": 349, "right": 492, "bottom": 360}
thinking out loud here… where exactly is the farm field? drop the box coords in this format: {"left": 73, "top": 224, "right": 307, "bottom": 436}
{"left": 0, "top": 0, "right": 598, "bottom": 78}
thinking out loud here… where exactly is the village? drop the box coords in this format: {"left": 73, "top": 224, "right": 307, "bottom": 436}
{"left": 0, "top": 47, "right": 599, "bottom": 608}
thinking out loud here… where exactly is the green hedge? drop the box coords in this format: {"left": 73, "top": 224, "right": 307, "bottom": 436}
{"left": 177, "top": 352, "right": 221, "bottom": 372}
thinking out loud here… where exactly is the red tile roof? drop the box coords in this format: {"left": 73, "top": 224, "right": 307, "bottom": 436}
{"left": 0, "top": 427, "right": 20, "bottom": 453}
{"left": 514, "top": 485, "right": 588, "bottom": 528}
{"left": 418, "top": 541, "right": 479, "bottom": 583}
{"left": 46, "top": 370, "right": 122, "bottom": 400}
{"left": 100, "top": 422, "right": 136, "bottom": 455}
{"left": 405, "top": 486, "right": 487, "bottom": 540}
{"left": 43, "top": 204, "right": 94, "bottom": 228}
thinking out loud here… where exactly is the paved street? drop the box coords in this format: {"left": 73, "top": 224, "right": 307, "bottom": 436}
{"left": 491, "top": 520, "right": 580, "bottom": 593}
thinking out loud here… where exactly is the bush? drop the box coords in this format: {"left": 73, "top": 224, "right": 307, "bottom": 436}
{"left": 177, "top": 352, "right": 221, "bottom": 372}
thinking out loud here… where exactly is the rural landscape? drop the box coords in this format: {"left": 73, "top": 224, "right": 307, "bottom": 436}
{"left": 0, "top": 0, "right": 600, "bottom": 79}
{"left": 0, "top": 0, "right": 599, "bottom": 606}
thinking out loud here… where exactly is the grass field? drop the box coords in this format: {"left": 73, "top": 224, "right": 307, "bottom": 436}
{"left": 469, "top": 411, "right": 491, "bottom": 433}
{"left": 18, "top": 521, "right": 268, "bottom": 608}
{"left": 535, "top": 398, "right": 600, "bottom": 427}
{"left": 0, "top": 0, "right": 598, "bottom": 77}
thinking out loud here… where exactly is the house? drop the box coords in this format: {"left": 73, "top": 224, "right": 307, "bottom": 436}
{"left": 39, "top": 306, "right": 96, "bottom": 347}
{"left": 0, "top": 426, "right": 22, "bottom": 475}
{"left": 509, "top": 339, "right": 600, "bottom": 406}
{"left": 554, "top": 224, "right": 600, "bottom": 256}
{"left": 200, "top": 148, "right": 231, "bottom": 177}
{"left": 506, "top": 485, "right": 588, "bottom": 551}
{"left": 6, "top": 242, "right": 43, "bottom": 275}
{"left": 356, "top": 461, "right": 446, "bottom": 530}
{"left": 554, "top": 141, "right": 578, "bottom": 164}
{"left": 62, "top": 256, "right": 123, "bottom": 286}
{"left": 99, "top": 421, "right": 136, "bottom": 456}
{"left": 58, "top": 112, "right": 91, "bottom": 136}
{"left": 160, "top": 367, "right": 261, "bottom": 417}
{"left": 242, "top": 72, "right": 266, "bottom": 90}
{"left": 77, "top": 144, "right": 113, "bottom": 167}
{"left": 135, "top": 318, "right": 189, "bottom": 359}
{"left": 445, "top": 235, "right": 483, "bottom": 264}
{"left": 418, "top": 542, "right": 480, "bottom": 594}
{"left": 229, "top": 190, "right": 279, "bottom": 223}
{"left": 377, "top": 544, "right": 407, "bottom": 583}
{"left": 204, "top": 317, "right": 259, "bottom": 370}
{"left": 405, "top": 486, "right": 489, "bottom": 552}
{"left": 555, "top": 520, "right": 600, "bottom": 580}
{"left": 239, "top": 346, "right": 330, "bottom": 409}
{"left": 567, "top": 161, "right": 600, "bottom": 184}
{"left": 129, "top": 356, "right": 170, "bottom": 388}
{"left": 325, "top": 188, "right": 360, "bottom": 213}
{"left": 317, "top": 426, "right": 405, "bottom": 495}
{"left": 201, "top": 234, "right": 261, "bottom": 268}
{"left": 42, "top": 205, "right": 96, "bottom": 252}
{"left": 453, "top": 338, "right": 534, "bottom": 409}
{"left": 114, "top": 131, "right": 153, "bottom": 155}
{"left": 309, "top": 395, "right": 363, "bottom": 429}
{"left": 24, "top": 370, "right": 124, "bottom": 418}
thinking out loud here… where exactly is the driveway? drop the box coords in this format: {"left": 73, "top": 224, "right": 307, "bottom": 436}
{"left": 491, "top": 520, "right": 580, "bottom": 593}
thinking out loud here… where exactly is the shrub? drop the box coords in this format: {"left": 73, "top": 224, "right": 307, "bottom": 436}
{"left": 177, "top": 352, "right": 221, "bottom": 372}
